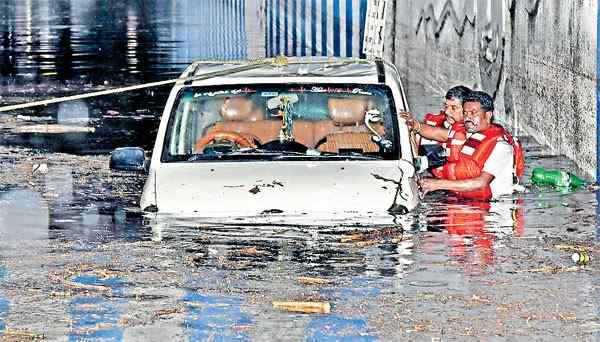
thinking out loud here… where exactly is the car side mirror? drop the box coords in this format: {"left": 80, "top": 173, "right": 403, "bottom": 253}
{"left": 109, "top": 147, "right": 147, "bottom": 172}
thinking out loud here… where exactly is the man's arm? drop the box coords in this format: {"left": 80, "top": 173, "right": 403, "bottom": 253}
{"left": 398, "top": 112, "right": 449, "bottom": 143}
{"left": 419, "top": 172, "right": 495, "bottom": 195}
{"left": 415, "top": 122, "right": 450, "bottom": 143}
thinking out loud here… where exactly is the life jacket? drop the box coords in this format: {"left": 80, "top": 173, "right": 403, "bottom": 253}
{"left": 423, "top": 111, "right": 446, "bottom": 128}
{"left": 442, "top": 124, "right": 522, "bottom": 200}
{"left": 430, "top": 122, "right": 467, "bottom": 178}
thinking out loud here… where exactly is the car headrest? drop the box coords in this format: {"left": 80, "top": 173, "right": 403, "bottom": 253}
{"left": 220, "top": 97, "right": 264, "bottom": 121}
{"left": 328, "top": 97, "right": 368, "bottom": 125}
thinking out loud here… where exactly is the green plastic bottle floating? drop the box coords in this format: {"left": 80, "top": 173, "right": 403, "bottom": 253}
{"left": 531, "top": 167, "right": 585, "bottom": 188}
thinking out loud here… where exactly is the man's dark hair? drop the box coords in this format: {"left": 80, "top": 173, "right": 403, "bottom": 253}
{"left": 464, "top": 90, "right": 494, "bottom": 112}
{"left": 445, "top": 85, "right": 471, "bottom": 104}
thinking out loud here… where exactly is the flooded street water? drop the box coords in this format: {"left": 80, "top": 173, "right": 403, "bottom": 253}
{"left": 1, "top": 138, "right": 599, "bottom": 340}
{"left": 2, "top": 0, "right": 600, "bottom": 341}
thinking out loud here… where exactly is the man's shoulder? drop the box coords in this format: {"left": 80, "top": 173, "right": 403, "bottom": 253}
{"left": 484, "top": 140, "right": 513, "bottom": 171}
{"left": 489, "top": 140, "right": 513, "bottom": 159}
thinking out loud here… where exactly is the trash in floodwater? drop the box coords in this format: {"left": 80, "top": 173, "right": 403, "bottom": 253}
{"left": 229, "top": 247, "right": 266, "bottom": 256}
{"left": 531, "top": 167, "right": 585, "bottom": 189}
{"left": 32, "top": 163, "right": 48, "bottom": 175}
{"left": 16, "top": 115, "right": 53, "bottom": 122}
{"left": 15, "top": 124, "right": 95, "bottom": 134}
{"left": 297, "top": 276, "right": 332, "bottom": 285}
{"left": 571, "top": 251, "right": 591, "bottom": 265}
{"left": 0, "top": 329, "right": 45, "bottom": 340}
{"left": 272, "top": 301, "right": 331, "bottom": 314}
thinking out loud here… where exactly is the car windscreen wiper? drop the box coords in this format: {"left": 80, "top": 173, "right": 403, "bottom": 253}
{"left": 186, "top": 149, "right": 302, "bottom": 162}
{"left": 227, "top": 148, "right": 306, "bottom": 156}
{"left": 314, "top": 152, "right": 382, "bottom": 161}
{"left": 186, "top": 149, "right": 382, "bottom": 161}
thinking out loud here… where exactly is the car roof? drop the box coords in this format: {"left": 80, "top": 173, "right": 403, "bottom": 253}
{"left": 177, "top": 57, "right": 387, "bottom": 85}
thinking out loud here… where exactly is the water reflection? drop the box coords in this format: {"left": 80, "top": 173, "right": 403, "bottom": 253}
{"left": 148, "top": 217, "right": 415, "bottom": 279}
{"left": 423, "top": 198, "right": 524, "bottom": 273}
{"left": 0, "top": 0, "right": 253, "bottom": 86}
{"left": 180, "top": 293, "right": 252, "bottom": 341}
{"left": 0, "top": 189, "right": 49, "bottom": 240}
{"left": 306, "top": 316, "right": 375, "bottom": 341}
{"left": 0, "top": 267, "right": 7, "bottom": 331}
{"left": 68, "top": 274, "right": 126, "bottom": 341}
{"left": 308, "top": 277, "right": 381, "bottom": 340}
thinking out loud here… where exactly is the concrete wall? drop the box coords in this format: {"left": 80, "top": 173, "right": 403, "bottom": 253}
{"left": 387, "top": 0, "right": 597, "bottom": 177}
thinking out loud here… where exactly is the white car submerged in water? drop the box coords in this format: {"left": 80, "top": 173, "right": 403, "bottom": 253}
{"left": 111, "top": 57, "right": 420, "bottom": 217}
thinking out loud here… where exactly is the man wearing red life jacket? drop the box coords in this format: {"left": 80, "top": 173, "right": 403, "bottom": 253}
{"left": 423, "top": 85, "right": 471, "bottom": 129}
{"left": 405, "top": 85, "right": 470, "bottom": 145}
{"left": 400, "top": 86, "right": 470, "bottom": 177}
{"left": 419, "top": 91, "right": 524, "bottom": 200}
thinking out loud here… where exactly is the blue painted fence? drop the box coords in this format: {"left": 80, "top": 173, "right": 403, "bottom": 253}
{"left": 169, "top": 0, "right": 248, "bottom": 61}
{"left": 265, "top": 0, "right": 368, "bottom": 58}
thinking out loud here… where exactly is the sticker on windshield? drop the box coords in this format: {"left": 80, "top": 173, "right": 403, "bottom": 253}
{"left": 288, "top": 86, "right": 372, "bottom": 95}
{"left": 194, "top": 87, "right": 256, "bottom": 97}
{"left": 261, "top": 91, "right": 279, "bottom": 97}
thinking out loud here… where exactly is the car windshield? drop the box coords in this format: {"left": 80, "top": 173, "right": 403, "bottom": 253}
{"left": 162, "top": 84, "right": 400, "bottom": 162}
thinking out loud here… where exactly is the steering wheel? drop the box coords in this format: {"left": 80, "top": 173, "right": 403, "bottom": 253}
{"left": 194, "top": 131, "right": 258, "bottom": 153}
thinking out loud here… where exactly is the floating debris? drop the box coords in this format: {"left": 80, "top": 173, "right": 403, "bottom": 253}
{"left": 571, "top": 251, "right": 591, "bottom": 265}
{"left": 0, "top": 328, "right": 45, "bottom": 340}
{"left": 272, "top": 301, "right": 331, "bottom": 314}
{"left": 297, "top": 276, "right": 332, "bottom": 285}
{"left": 229, "top": 247, "right": 267, "bottom": 256}
{"left": 16, "top": 114, "right": 53, "bottom": 122}
{"left": 15, "top": 124, "right": 95, "bottom": 134}
{"left": 32, "top": 163, "right": 48, "bottom": 174}
{"left": 514, "top": 266, "right": 580, "bottom": 274}
{"left": 153, "top": 305, "right": 186, "bottom": 319}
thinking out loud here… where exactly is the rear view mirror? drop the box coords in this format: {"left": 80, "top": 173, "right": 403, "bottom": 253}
{"left": 110, "top": 147, "right": 146, "bottom": 172}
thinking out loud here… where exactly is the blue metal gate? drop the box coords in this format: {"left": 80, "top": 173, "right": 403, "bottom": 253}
{"left": 264, "top": 0, "right": 368, "bottom": 58}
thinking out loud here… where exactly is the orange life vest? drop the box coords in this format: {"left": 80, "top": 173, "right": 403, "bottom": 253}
{"left": 422, "top": 111, "right": 447, "bottom": 178}
{"left": 442, "top": 124, "right": 523, "bottom": 200}
{"left": 423, "top": 111, "right": 446, "bottom": 128}
{"left": 430, "top": 122, "right": 467, "bottom": 178}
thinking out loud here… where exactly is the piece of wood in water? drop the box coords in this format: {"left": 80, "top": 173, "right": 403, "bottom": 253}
{"left": 15, "top": 124, "right": 95, "bottom": 134}
{"left": 272, "top": 301, "right": 330, "bottom": 314}
{"left": 340, "top": 234, "right": 364, "bottom": 243}
{"left": 233, "top": 247, "right": 265, "bottom": 256}
{"left": 297, "top": 276, "right": 332, "bottom": 285}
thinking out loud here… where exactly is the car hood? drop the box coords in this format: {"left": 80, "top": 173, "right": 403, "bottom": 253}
{"left": 147, "top": 160, "right": 418, "bottom": 216}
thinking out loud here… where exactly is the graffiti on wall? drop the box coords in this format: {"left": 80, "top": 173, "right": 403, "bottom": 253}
{"left": 415, "top": 0, "right": 508, "bottom": 98}
{"left": 414, "top": 0, "right": 543, "bottom": 97}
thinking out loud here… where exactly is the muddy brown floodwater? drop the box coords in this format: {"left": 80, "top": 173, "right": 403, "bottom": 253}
{"left": 0, "top": 132, "right": 598, "bottom": 341}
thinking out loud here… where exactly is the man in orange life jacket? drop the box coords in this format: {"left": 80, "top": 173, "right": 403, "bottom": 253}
{"left": 406, "top": 85, "right": 471, "bottom": 146}
{"left": 401, "top": 85, "right": 471, "bottom": 178}
{"left": 418, "top": 91, "right": 520, "bottom": 200}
